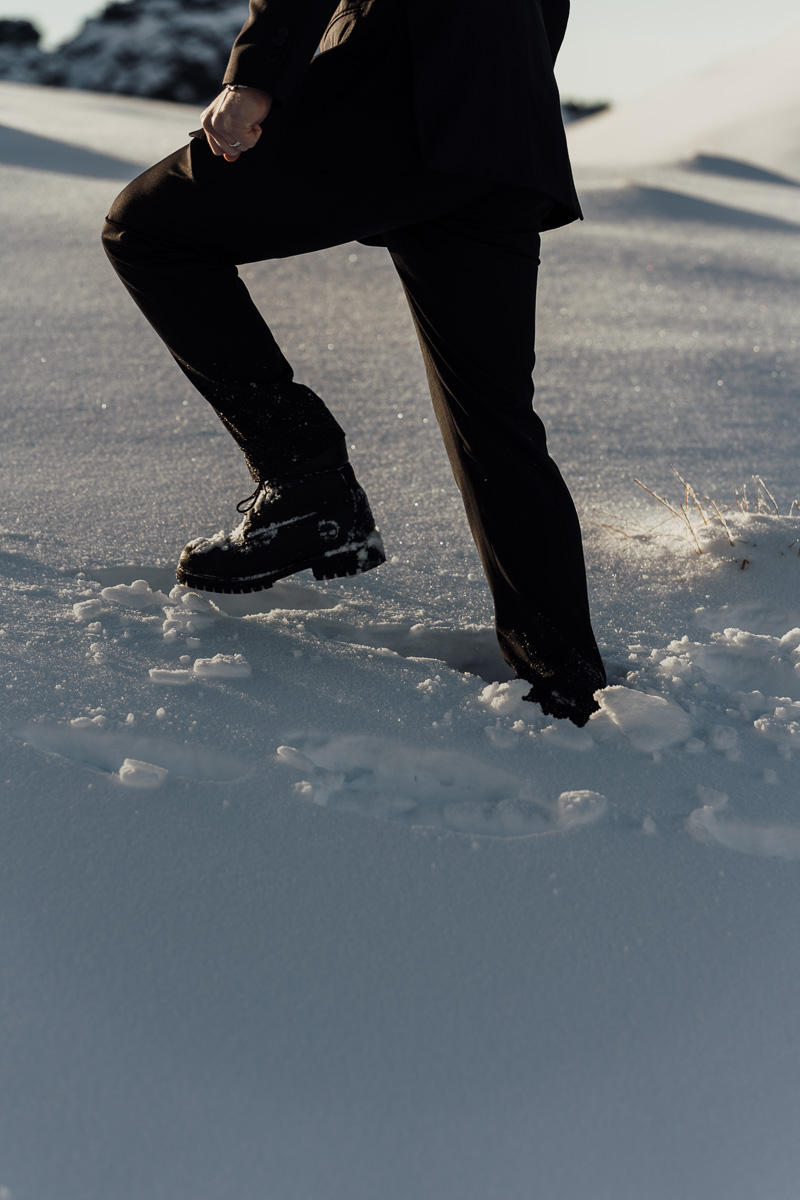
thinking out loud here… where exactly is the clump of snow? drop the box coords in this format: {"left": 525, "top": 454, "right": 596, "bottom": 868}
{"left": 556, "top": 789, "right": 608, "bottom": 828}
{"left": 69, "top": 713, "right": 107, "bottom": 730}
{"left": 73, "top": 598, "right": 105, "bottom": 622}
{"left": 598, "top": 686, "right": 691, "bottom": 751}
{"left": 193, "top": 653, "right": 251, "bottom": 679}
{"left": 168, "top": 587, "right": 219, "bottom": 613}
{"left": 184, "top": 529, "right": 230, "bottom": 553}
{"left": 162, "top": 590, "right": 221, "bottom": 639}
{"left": 416, "top": 675, "right": 444, "bottom": 698}
{"left": 754, "top": 705, "right": 800, "bottom": 748}
{"left": 477, "top": 678, "right": 531, "bottom": 715}
{"left": 148, "top": 668, "right": 194, "bottom": 685}
{"left": 100, "top": 578, "right": 170, "bottom": 608}
{"left": 118, "top": 757, "right": 168, "bottom": 789}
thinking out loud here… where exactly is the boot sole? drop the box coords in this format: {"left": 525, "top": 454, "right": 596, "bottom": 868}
{"left": 176, "top": 532, "right": 386, "bottom": 595}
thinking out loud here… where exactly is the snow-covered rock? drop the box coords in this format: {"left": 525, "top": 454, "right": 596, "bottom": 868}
{"left": 0, "top": 0, "right": 245, "bottom": 103}
{"left": 0, "top": 18, "right": 50, "bottom": 84}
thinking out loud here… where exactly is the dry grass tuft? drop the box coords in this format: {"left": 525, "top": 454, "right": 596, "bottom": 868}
{"left": 602, "top": 468, "right": 799, "bottom": 555}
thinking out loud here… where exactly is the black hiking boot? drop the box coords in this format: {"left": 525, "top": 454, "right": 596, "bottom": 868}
{"left": 524, "top": 686, "right": 601, "bottom": 728}
{"left": 176, "top": 462, "right": 385, "bottom": 594}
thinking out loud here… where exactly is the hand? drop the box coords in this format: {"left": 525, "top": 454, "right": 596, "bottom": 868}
{"left": 200, "top": 87, "right": 273, "bottom": 162}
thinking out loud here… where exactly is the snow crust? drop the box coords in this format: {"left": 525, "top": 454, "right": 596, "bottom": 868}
{"left": 1, "top": 56, "right": 800, "bottom": 1200}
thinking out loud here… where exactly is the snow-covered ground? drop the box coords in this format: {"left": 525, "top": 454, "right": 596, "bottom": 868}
{"left": 1, "top": 38, "right": 799, "bottom": 1200}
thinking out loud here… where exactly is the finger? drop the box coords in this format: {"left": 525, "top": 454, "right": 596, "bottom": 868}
{"left": 227, "top": 128, "right": 261, "bottom": 154}
{"left": 222, "top": 135, "right": 245, "bottom": 161}
{"left": 201, "top": 111, "right": 242, "bottom": 149}
{"left": 200, "top": 108, "right": 260, "bottom": 160}
{"left": 210, "top": 127, "right": 249, "bottom": 156}
{"left": 204, "top": 120, "right": 248, "bottom": 157}
{"left": 204, "top": 128, "right": 228, "bottom": 157}
{"left": 221, "top": 127, "right": 256, "bottom": 151}
{"left": 200, "top": 112, "right": 227, "bottom": 157}
{"left": 218, "top": 126, "right": 259, "bottom": 162}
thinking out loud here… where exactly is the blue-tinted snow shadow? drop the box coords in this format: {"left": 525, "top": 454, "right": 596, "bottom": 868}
{"left": 0, "top": 123, "right": 142, "bottom": 179}
{"left": 682, "top": 153, "right": 800, "bottom": 188}
{"left": 304, "top": 614, "right": 515, "bottom": 682}
{"left": 0, "top": 545, "right": 52, "bottom": 574}
{"left": 583, "top": 184, "right": 800, "bottom": 232}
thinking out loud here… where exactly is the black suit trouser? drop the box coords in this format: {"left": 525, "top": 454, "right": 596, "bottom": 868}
{"left": 102, "top": 134, "right": 605, "bottom": 705}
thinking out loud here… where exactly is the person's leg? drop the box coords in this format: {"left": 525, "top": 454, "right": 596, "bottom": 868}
{"left": 101, "top": 133, "right": 489, "bottom": 479}
{"left": 385, "top": 187, "right": 606, "bottom": 721}
{"left": 102, "top": 136, "right": 349, "bottom": 480}
{"left": 101, "top": 133, "right": 495, "bottom": 592}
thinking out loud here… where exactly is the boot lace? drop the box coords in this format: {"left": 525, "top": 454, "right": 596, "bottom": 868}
{"left": 236, "top": 482, "right": 263, "bottom": 515}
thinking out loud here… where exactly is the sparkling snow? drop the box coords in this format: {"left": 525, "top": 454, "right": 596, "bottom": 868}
{"left": 1, "top": 32, "right": 800, "bottom": 1199}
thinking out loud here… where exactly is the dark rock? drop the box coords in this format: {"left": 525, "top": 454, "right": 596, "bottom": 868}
{"left": 0, "top": 18, "right": 41, "bottom": 47}
{"left": 562, "top": 100, "right": 611, "bottom": 125}
{"left": 0, "top": 0, "right": 246, "bottom": 103}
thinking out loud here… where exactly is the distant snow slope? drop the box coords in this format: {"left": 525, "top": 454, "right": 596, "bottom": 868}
{"left": 568, "top": 18, "right": 800, "bottom": 178}
{"left": 1, "top": 79, "right": 799, "bottom": 1200}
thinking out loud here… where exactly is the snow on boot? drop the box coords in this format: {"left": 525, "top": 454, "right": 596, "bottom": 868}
{"left": 176, "top": 463, "right": 385, "bottom": 594}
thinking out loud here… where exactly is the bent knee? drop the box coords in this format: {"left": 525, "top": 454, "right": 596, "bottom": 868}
{"left": 103, "top": 169, "right": 160, "bottom": 242}
{"left": 102, "top": 145, "right": 192, "bottom": 242}
{"left": 101, "top": 176, "right": 150, "bottom": 268}
{"left": 100, "top": 214, "right": 124, "bottom": 265}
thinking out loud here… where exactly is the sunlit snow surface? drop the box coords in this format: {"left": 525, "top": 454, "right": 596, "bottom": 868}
{"left": 1, "top": 71, "right": 799, "bottom": 1200}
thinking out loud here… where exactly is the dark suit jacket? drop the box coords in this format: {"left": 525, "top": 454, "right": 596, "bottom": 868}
{"left": 223, "top": 0, "right": 580, "bottom": 227}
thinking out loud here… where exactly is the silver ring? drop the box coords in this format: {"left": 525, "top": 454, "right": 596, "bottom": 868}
{"left": 229, "top": 141, "right": 242, "bottom": 149}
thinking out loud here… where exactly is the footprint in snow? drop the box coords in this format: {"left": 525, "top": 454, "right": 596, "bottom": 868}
{"left": 79, "top": 570, "right": 508, "bottom": 683}
{"left": 15, "top": 721, "right": 248, "bottom": 788}
{"left": 303, "top": 616, "right": 514, "bottom": 682}
{"left": 687, "top": 785, "right": 800, "bottom": 861}
{"left": 277, "top": 735, "right": 607, "bottom": 838}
